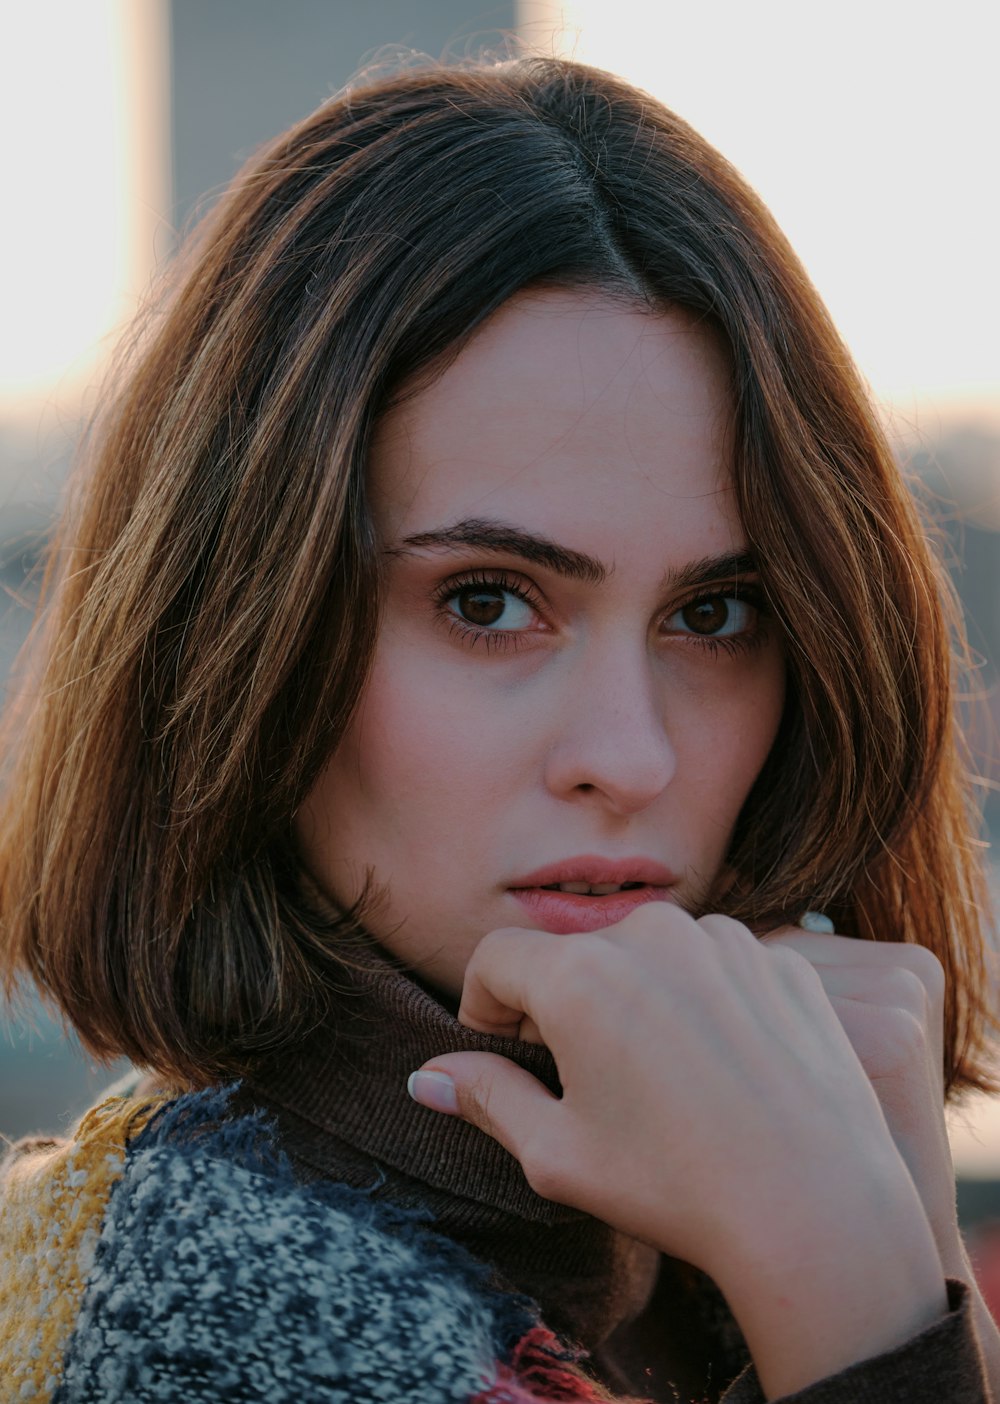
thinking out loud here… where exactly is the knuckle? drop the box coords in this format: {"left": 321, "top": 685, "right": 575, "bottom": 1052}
{"left": 696, "top": 913, "right": 757, "bottom": 945}
{"left": 463, "top": 933, "right": 495, "bottom": 984}
{"left": 621, "top": 900, "right": 688, "bottom": 935}
{"left": 884, "top": 1006, "right": 928, "bottom": 1058}
{"left": 883, "top": 966, "right": 928, "bottom": 1014}
{"left": 471, "top": 926, "right": 518, "bottom": 965}
{"left": 769, "top": 945, "right": 820, "bottom": 983}
{"left": 902, "top": 944, "right": 946, "bottom": 1002}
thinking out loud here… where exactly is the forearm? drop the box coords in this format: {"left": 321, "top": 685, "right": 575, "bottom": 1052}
{"left": 714, "top": 1163, "right": 948, "bottom": 1401}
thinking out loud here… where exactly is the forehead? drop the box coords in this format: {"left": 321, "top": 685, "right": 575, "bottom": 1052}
{"left": 369, "top": 287, "right": 740, "bottom": 554}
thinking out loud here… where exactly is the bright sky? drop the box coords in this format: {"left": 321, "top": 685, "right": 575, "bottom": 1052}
{"left": 0, "top": 0, "right": 169, "bottom": 416}
{"left": 518, "top": 0, "right": 1000, "bottom": 429}
{"left": 2, "top": 1, "right": 996, "bottom": 426}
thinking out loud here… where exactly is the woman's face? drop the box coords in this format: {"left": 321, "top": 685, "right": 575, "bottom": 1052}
{"left": 296, "top": 288, "right": 786, "bottom": 999}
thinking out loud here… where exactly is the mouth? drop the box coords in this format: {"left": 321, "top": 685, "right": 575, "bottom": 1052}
{"left": 508, "top": 856, "right": 678, "bottom": 934}
{"left": 537, "top": 880, "right": 647, "bottom": 895}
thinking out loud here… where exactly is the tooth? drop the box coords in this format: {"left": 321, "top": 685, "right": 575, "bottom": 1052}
{"left": 590, "top": 883, "right": 622, "bottom": 895}
{"left": 558, "top": 881, "right": 593, "bottom": 895}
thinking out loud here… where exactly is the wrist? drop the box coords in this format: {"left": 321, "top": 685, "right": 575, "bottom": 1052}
{"left": 713, "top": 1153, "right": 948, "bottom": 1399}
{"left": 938, "top": 1224, "right": 975, "bottom": 1283}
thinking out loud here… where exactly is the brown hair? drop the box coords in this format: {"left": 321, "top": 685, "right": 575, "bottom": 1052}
{"left": 1, "top": 57, "right": 995, "bottom": 1095}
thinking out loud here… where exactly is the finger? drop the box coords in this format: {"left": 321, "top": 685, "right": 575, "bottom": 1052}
{"left": 762, "top": 932, "right": 946, "bottom": 1086}
{"left": 762, "top": 928, "right": 945, "bottom": 1003}
{"left": 457, "top": 927, "right": 564, "bottom": 1038}
{"left": 518, "top": 1015, "right": 545, "bottom": 1046}
{"left": 764, "top": 926, "right": 943, "bottom": 982}
{"left": 826, "top": 994, "right": 940, "bottom": 1090}
{"left": 696, "top": 913, "right": 761, "bottom": 948}
{"left": 801, "top": 962, "right": 930, "bottom": 1016}
{"left": 764, "top": 930, "right": 945, "bottom": 1047}
{"left": 407, "top": 1051, "right": 559, "bottom": 1164}
{"left": 779, "top": 955, "right": 940, "bottom": 1062}
{"left": 758, "top": 925, "right": 851, "bottom": 954}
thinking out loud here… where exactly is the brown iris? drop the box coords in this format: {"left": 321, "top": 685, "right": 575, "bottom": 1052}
{"left": 457, "top": 587, "right": 506, "bottom": 626}
{"left": 681, "top": 597, "right": 730, "bottom": 634}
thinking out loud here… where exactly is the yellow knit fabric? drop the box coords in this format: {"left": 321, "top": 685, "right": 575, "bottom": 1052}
{"left": 0, "top": 1095, "right": 166, "bottom": 1402}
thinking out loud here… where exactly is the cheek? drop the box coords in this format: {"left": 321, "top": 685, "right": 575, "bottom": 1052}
{"left": 354, "top": 653, "right": 511, "bottom": 797}
{"left": 679, "top": 656, "right": 785, "bottom": 825}
{"left": 305, "top": 642, "right": 534, "bottom": 845}
{"left": 736, "top": 666, "right": 785, "bottom": 779}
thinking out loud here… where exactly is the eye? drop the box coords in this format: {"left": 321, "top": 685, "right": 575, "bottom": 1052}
{"left": 663, "top": 592, "right": 761, "bottom": 640}
{"left": 444, "top": 581, "right": 537, "bottom": 631}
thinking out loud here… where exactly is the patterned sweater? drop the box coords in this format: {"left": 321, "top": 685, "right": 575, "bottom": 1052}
{"left": 0, "top": 1085, "right": 988, "bottom": 1403}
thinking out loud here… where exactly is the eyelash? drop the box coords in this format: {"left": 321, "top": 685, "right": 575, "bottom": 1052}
{"left": 432, "top": 570, "right": 544, "bottom": 654}
{"left": 432, "top": 570, "right": 770, "bottom": 657}
{"left": 671, "top": 584, "right": 771, "bottom": 658}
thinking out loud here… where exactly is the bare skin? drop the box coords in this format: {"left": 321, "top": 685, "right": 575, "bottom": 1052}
{"left": 296, "top": 290, "right": 786, "bottom": 993}
{"left": 295, "top": 287, "right": 982, "bottom": 1395}
{"left": 412, "top": 908, "right": 949, "bottom": 1399}
{"left": 765, "top": 926, "right": 1000, "bottom": 1393}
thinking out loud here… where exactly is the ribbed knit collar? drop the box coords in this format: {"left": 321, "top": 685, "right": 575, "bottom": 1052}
{"left": 246, "top": 942, "right": 582, "bottom": 1224}
{"left": 243, "top": 940, "right": 753, "bottom": 1398}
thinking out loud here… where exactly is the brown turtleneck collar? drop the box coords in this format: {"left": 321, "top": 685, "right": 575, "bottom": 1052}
{"left": 241, "top": 944, "right": 749, "bottom": 1402}
{"left": 245, "top": 944, "right": 580, "bottom": 1222}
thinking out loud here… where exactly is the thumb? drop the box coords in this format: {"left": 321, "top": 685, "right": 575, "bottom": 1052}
{"left": 407, "top": 1051, "right": 558, "bottom": 1161}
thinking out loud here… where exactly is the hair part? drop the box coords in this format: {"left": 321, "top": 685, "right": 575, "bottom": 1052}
{"left": 1, "top": 56, "right": 995, "bottom": 1095}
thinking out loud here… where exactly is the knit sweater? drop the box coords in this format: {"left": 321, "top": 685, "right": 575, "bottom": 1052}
{"left": 240, "top": 944, "right": 991, "bottom": 1401}
{"left": 0, "top": 949, "right": 989, "bottom": 1401}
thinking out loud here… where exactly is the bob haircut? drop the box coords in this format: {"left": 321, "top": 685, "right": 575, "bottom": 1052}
{"left": 1, "top": 57, "right": 996, "bottom": 1096}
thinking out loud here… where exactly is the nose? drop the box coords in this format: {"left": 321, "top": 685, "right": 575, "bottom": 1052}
{"left": 543, "top": 641, "right": 676, "bottom": 817}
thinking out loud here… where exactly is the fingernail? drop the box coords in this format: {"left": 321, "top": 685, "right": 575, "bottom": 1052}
{"left": 407, "top": 1070, "right": 459, "bottom": 1114}
{"left": 799, "top": 910, "right": 835, "bottom": 933}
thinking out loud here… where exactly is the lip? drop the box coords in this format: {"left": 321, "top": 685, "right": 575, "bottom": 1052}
{"left": 510, "top": 887, "right": 676, "bottom": 934}
{"left": 509, "top": 855, "right": 679, "bottom": 889}
{"left": 508, "top": 855, "right": 678, "bottom": 936}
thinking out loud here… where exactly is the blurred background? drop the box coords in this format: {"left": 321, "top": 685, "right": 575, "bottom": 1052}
{"left": 1, "top": 0, "right": 998, "bottom": 1275}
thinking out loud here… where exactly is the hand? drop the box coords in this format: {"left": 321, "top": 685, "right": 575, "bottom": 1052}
{"left": 761, "top": 924, "right": 1000, "bottom": 1388}
{"left": 759, "top": 925, "right": 960, "bottom": 1266}
{"left": 410, "top": 905, "right": 951, "bottom": 1395}
{"left": 410, "top": 904, "right": 922, "bottom": 1279}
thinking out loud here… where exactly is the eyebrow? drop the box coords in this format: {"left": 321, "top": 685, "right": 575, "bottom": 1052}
{"left": 390, "top": 517, "right": 758, "bottom": 592}
{"left": 669, "top": 549, "right": 758, "bottom": 592}
{"left": 393, "top": 518, "right": 607, "bottom": 584}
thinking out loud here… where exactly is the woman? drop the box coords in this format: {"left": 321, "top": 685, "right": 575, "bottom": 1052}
{"left": 0, "top": 56, "right": 997, "bottom": 1402}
